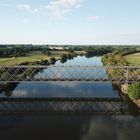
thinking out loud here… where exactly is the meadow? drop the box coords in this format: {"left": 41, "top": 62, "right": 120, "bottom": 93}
{"left": 124, "top": 53, "right": 140, "bottom": 65}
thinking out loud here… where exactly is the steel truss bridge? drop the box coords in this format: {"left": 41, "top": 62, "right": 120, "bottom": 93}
{"left": 0, "top": 65, "right": 140, "bottom": 115}
{"left": 0, "top": 65, "right": 140, "bottom": 83}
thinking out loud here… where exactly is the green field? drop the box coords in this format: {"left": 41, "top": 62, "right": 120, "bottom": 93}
{"left": 124, "top": 53, "right": 140, "bottom": 65}
{"left": 74, "top": 51, "right": 86, "bottom": 55}
{"left": 0, "top": 54, "right": 61, "bottom": 66}
{"left": 0, "top": 50, "right": 86, "bottom": 65}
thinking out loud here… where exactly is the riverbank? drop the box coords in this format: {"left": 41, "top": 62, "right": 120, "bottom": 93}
{"left": 102, "top": 52, "right": 140, "bottom": 109}
{"left": 133, "top": 100, "right": 140, "bottom": 108}
{"left": 121, "top": 84, "right": 140, "bottom": 109}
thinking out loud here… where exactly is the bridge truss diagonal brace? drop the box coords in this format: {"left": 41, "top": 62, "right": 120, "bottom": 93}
{"left": 0, "top": 66, "right": 140, "bottom": 83}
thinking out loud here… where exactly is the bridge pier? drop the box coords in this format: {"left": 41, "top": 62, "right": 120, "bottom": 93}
{"left": 121, "top": 83, "right": 129, "bottom": 94}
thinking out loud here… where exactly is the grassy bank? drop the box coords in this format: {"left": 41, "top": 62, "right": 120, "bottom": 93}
{"left": 124, "top": 53, "right": 140, "bottom": 65}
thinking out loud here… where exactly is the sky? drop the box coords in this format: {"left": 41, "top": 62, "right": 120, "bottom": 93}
{"left": 0, "top": 0, "right": 140, "bottom": 45}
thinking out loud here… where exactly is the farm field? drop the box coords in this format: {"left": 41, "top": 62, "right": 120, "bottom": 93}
{"left": 0, "top": 51, "right": 86, "bottom": 65}
{"left": 124, "top": 53, "right": 140, "bottom": 65}
{"left": 0, "top": 54, "right": 60, "bottom": 66}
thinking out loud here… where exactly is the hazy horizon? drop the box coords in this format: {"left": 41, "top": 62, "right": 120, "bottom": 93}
{"left": 1, "top": 43, "right": 140, "bottom": 46}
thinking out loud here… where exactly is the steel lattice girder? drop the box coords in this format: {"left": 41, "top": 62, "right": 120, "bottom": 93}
{"left": 0, "top": 66, "right": 140, "bottom": 83}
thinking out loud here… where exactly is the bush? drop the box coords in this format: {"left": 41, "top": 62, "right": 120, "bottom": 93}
{"left": 49, "top": 57, "right": 56, "bottom": 64}
{"left": 46, "top": 51, "right": 51, "bottom": 56}
{"left": 128, "top": 83, "right": 140, "bottom": 99}
{"left": 67, "top": 54, "right": 72, "bottom": 59}
{"left": 60, "top": 54, "right": 67, "bottom": 63}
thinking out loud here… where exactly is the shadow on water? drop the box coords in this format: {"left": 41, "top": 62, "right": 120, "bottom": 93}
{"left": 112, "top": 83, "right": 139, "bottom": 116}
{"left": 121, "top": 93, "right": 139, "bottom": 116}
{"left": 0, "top": 82, "right": 19, "bottom": 97}
{"left": 0, "top": 86, "right": 139, "bottom": 139}
{"left": 0, "top": 82, "right": 139, "bottom": 116}
{"left": 0, "top": 114, "right": 140, "bottom": 140}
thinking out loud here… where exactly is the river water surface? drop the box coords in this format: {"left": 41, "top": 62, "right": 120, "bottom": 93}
{"left": 0, "top": 56, "right": 119, "bottom": 98}
{"left": 0, "top": 56, "right": 140, "bottom": 140}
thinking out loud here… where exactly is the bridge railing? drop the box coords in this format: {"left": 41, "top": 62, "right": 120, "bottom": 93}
{"left": 0, "top": 66, "right": 140, "bottom": 83}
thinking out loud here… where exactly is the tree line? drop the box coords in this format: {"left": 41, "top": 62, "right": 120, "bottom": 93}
{"left": 1, "top": 44, "right": 140, "bottom": 58}
{"left": 0, "top": 45, "right": 51, "bottom": 57}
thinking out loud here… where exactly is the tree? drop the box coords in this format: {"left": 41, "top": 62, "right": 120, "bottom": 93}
{"left": 49, "top": 57, "right": 56, "bottom": 64}
{"left": 67, "top": 54, "right": 72, "bottom": 59}
{"left": 46, "top": 51, "right": 51, "bottom": 56}
{"left": 60, "top": 54, "right": 67, "bottom": 63}
{"left": 128, "top": 83, "right": 140, "bottom": 99}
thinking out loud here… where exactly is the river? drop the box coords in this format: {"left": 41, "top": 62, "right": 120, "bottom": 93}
{"left": 0, "top": 56, "right": 119, "bottom": 98}
{"left": 0, "top": 56, "right": 140, "bottom": 140}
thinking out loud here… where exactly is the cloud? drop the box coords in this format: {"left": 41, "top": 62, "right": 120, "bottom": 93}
{"left": 86, "top": 16, "right": 99, "bottom": 21}
{"left": 16, "top": 4, "right": 38, "bottom": 13}
{"left": 13, "top": 90, "right": 28, "bottom": 97}
{"left": 16, "top": 1, "right": 83, "bottom": 19}
{"left": 45, "top": 0, "right": 83, "bottom": 18}
{"left": 16, "top": 4, "right": 31, "bottom": 11}
{"left": 22, "top": 18, "right": 31, "bottom": 24}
